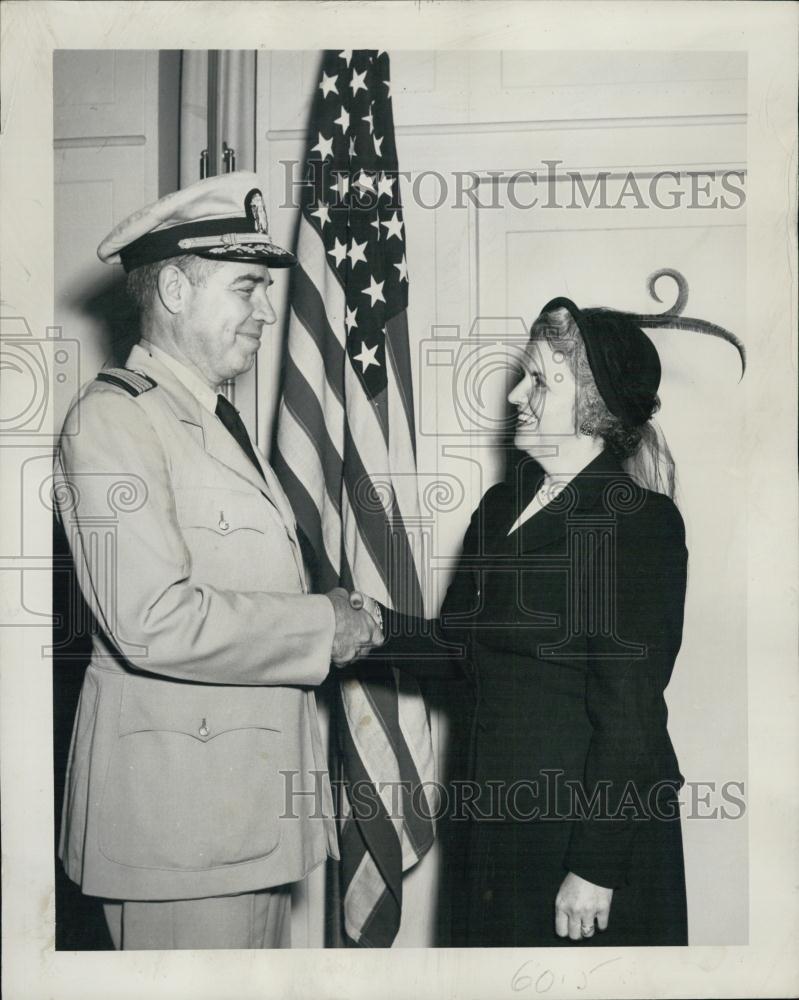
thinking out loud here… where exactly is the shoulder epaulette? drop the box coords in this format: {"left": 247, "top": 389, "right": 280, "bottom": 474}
{"left": 95, "top": 368, "right": 158, "bottom": 396}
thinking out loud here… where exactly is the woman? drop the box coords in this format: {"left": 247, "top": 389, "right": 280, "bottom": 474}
{"left": 448, "top": 297, "right": 688, "bottom": 948}
{"left": 365, "top": 291, "right": 743, "bottom": 947}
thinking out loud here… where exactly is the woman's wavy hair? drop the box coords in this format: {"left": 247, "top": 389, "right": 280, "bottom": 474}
{"left": 530, "top": 306, "right": 677, "bottom": 498}
{"left": 530, "top": 306, "right": 651, "bottom": 460}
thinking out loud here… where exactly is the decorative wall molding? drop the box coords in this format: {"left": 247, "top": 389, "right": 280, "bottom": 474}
{"left": 267, "top": 112, "right": 746, "bottom": 142}
{"left": 54, "top": 134, "right": 146, "bottom": 149}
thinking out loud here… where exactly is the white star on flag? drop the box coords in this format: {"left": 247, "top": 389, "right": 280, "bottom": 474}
{"left": 339, "top": 49, "right": 353, "bottom": 65}
{"left": 384, "top": 78, "right": 392, "bottom": 97}
{"left": 327, "top": 237, "right": 347, "bottom": 267}
{"left": 330, "top": 172, "right": 350, "bottom": 200}
{"left": 381, "top": 212, "right": 404, "bottom": 241}
{"left": 345, "top": 306, "right": 358, "bottom": 332}
{"left": 362, "top": 105, "right": 374, "bottom": 134}
{"left": 319, "top": 72, "right": 339, "bottom": 98}
{"left": 334, "top": 106, "right": 350, "bottom": 132}
{"left": 354, "top": 170, "right": 375, "bottom": 195}
{"left": 370, "top": 219, "right": 381, "bottom": 236}
{"left": 311, "top": 132, "right": 334, "bottom": 159}
{"left": 394, "top": 255, "right": 409, "bottom": 282}
{"left": 377, "top": 173, "right": 394, "bottom": 199}
{"left": 362, "top": 276, "right": 386, "bottom": 306}
{"left": 373, "top": 135, "right": 384, "bottom": 157}
{"left": 350, "top": 68, "right": 368, "bottom": 96}
{"left": 353, "top": 341, "right": 380, "bottom": 372}
{"left": 311, "top": 203, "right": 331, "bottom": 228}
{"left": 349, "top": 136, "right": 357, "bottom": 158}
{"left": 347, "top": 239, "right": 368, "bottom": 268}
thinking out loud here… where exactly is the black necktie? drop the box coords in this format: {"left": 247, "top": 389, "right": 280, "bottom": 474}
{"left": 215, "top": 394, "right": 265, "bottom": 481}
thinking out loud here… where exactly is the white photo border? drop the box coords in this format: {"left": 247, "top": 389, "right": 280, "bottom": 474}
{"left": 1, "top": 2, "right": 797, "bottom": 998}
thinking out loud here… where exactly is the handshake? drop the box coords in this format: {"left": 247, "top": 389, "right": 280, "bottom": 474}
{"left": 326, "top": 587, "right": 385, "bottom": 666}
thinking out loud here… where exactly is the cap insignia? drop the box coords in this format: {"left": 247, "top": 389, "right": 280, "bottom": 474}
{"left": 245, "top": 188, "right": 269, "bottom": 235}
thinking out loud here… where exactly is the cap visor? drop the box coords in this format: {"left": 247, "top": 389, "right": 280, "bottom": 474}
{"left": 195, "top": 245, "right": 297, "bottom": 268}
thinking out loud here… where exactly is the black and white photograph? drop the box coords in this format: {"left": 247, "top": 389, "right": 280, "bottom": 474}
{"left": 1, "top": 3, "right": 797, "bottom": 999}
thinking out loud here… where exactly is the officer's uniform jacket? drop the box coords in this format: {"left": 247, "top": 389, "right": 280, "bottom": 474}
{"left": 56, "top": 342, "right": 339, "bottom": 901}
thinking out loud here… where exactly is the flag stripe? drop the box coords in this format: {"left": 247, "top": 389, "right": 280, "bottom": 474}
{"left": 343, "top": 853, "right": 389, "bottom": 937}
{"left": 386, "top": 340, "right": 427, "bottom": 616}
{"left": 340, "top": 675, "right": 403, "bottom": 828}
{"left": 340, "top": 827, "right": 399, "bottom": 948}
{"left": 342, "top": 421, "right": 424, "bottom": 613}
{"left": 337, "top": 686, "right": 404, "bottom": 897}
{"left": 355, "top": 884, "right": 397, "bottom": 948}
{"left": 291, "top": 262, "right": 346, "bottom": 400}
{"left": 287, "top": 304, "right": 345, "bottom": 417}
{"left": 339, "top": 667, "right": 434, "bottom": 871}
{"left": 346, "top": 359, "right": 389, "bottom": 451}
{"left": 385, "top": 339, "right": 423, "bottom": 516}
{"left": 282, "top": 347, "right": 344, "bottom": 507}
{"left": 275, "top": 413, "right": 343, "bottom": 579}
{"left": 272, "top": 440, "right": 340, "bottom": 590}
{"left": 387, "top": 495, "right": 426, "bottom": 618}
{"left": 397, "top": 670, "right": 437, "bottom": 794}
{"left": 385, "top": 311, "right": 417, "bottom": 458}
{"left": 341, "top": 489, "right": 391, "bottom": 605}
{"left": 358, "top": 670, "right": 434, "bottom": 858}
{"left": 294, "top": 227, "right": 347, "bottom": 341}
{"left": 294, "top": 225, "right": 348, "bottom": 326}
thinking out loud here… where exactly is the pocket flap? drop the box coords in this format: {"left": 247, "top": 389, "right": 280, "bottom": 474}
{"left": 119, "top": 673, "right": 282, "bottom": 742}
{"left": 173, "top": 487, "right": 271, "bottom": 536}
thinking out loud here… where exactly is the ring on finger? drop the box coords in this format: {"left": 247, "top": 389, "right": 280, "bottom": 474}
{"left": 581, "top": 923, "right": 594, "bottom": 936}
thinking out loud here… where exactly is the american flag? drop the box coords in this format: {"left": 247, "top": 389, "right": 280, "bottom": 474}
{"left": 273, "top": 50, "right": 436, "bottom": 947}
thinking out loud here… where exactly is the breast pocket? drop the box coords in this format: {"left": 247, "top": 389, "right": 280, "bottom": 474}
{"left": 99, "top": 674, "right": 285, "bottom": 871}
{"left": 174, "top": 486, "right": 272, "bottom": 538}
{"left": 173, "top": 486, "right": 302, "bottom": 592}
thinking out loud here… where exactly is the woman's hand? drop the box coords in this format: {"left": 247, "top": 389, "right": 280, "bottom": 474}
{"left": 555, "top": 872, "right": 613, "bottom": 940}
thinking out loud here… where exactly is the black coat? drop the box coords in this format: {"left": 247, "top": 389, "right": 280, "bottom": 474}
{"left": 383, "top": 448, "right": 689, "bottom": 946}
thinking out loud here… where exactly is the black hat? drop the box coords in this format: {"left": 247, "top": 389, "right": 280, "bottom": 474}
{"left": 541, "top": 297, "right": 661, "bottom": 426}
{"left": 540, "top": 272, "right": 746, "bottom": 426}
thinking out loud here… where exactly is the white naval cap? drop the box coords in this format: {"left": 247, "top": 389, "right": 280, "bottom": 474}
{"left": 97, "top": 172, "right": 296, "bottom": 272}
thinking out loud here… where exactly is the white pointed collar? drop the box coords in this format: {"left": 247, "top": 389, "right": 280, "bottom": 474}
{"left": 137, "top": 339, "right": 218, "bottom": 415}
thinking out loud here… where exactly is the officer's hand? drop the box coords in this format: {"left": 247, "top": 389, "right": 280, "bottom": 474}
{"left": 554, "top": 872, "right": 613, "bottom": 940}
{"left": 326, "top": 587, "right": 384, "bottom": 666}
{"left": 348, "top": 591, "right": 384, "bottom": 634}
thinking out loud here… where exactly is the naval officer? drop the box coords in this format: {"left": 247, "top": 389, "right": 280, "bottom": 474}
{"left": 55, "top": 172, "right": 382, "bottom": 950}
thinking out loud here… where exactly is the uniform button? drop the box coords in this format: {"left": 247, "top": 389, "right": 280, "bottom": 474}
{"left": 218, "top": 511, "right": 229, "bottom": 531}
{"left": 199, "top": 718, "right": 209, "bottom": 737}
